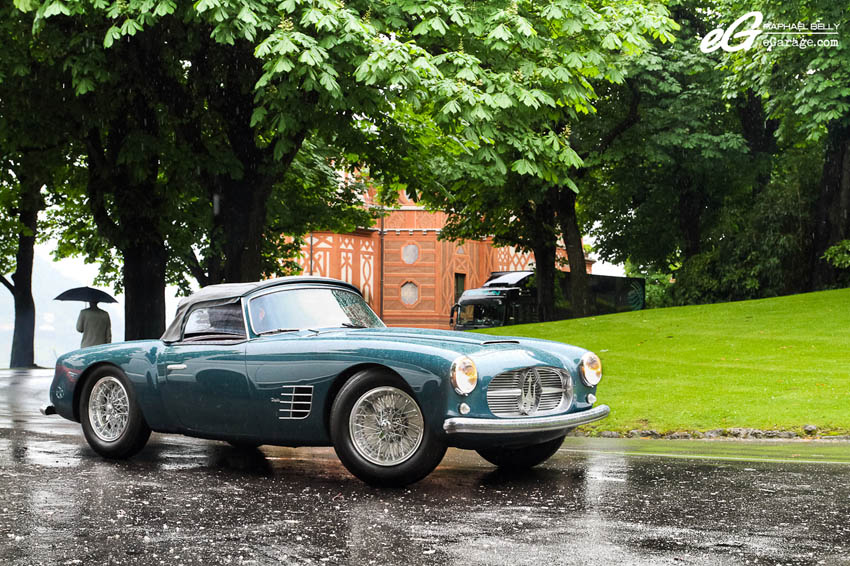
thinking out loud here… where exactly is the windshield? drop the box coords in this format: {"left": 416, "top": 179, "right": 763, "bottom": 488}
{"left": 457, "top": 299, "right": 506, "bottom": 327}
{"left": 249, "top": 287, "right": 385, "bottom": 334}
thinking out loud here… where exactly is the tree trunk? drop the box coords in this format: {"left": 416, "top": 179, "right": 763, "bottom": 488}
{"left": 198, "top": 43, "right": 308, "bottom": 285}
{"left": 211, "top": 131, "right": 307, "bottom": 284}
{"left": 533, "top": 239, "right": 557, "bottom": 323}
{"left": 558, "top": 189, "right": 594, "bottom": 318}
{"left": 9, "top": 177, "right": 41, "bottom": 368}
{"left": 10, "top": 286, "right": 35, "bottom": 368}
{"left": 812, "top": 122, "right": 850, "bottom": 289}
{"left": 86, "top": 127, "right": 167, "bottom": 340}
{"left": 522, "top": 190, "right": 559, "bottom": 322}
{"left": 122, "top": 241, "right": 167, "bottom": 340}
{"left": 217, "top": 172, "right": 274, "bottom": 283}
{"left": 737, "top": 90, "right": 778, "bottom": 200}
{"left": 677, "top": 174, "right": 703, "bottom": 259}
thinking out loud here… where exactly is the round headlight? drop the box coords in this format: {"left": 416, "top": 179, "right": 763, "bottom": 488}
{"left": 451, "top": 356, "right": 478, "bottom": 395}
{"left": 579, "top": 352, "right": 602, "bottom": 386}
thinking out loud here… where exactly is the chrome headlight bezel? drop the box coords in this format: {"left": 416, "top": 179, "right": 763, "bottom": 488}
{"left": 450, "top": 355, "right": 478, "bottom": 396}
{"left": 579, "top": 351, "right": 602, "bottom": 386}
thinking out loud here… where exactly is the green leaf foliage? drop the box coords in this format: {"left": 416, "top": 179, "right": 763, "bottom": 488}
{"left": 719, "top": 0, "right": 850, "bottom": 289}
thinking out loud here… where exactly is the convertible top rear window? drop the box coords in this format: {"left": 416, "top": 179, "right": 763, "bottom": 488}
{"left": 182, "top": 303, "right": 246, "bottom": 340}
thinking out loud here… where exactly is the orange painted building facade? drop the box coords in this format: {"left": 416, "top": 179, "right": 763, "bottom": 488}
{"left": 294, "top": 192, "right": 592, "bottom": 329}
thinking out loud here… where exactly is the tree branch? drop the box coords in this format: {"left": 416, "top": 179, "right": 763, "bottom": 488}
{"left": 84, "top": 128, "right": 123, "bottom": 246}
{"left": 588, "top": 78, "right": 641, "bottom": 159}
{"left": 0, "top": 275, "right": 14, "bottom": 294}
{"left": 183, "top": 249, "right": 209, "bottom": 287}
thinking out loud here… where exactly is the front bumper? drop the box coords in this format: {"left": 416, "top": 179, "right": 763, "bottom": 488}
{"left": 443, "top": 404, "right": 610, "bottom": 435}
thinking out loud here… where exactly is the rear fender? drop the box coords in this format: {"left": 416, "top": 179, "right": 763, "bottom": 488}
{"left": 52, "top": 341, "right": 174, "bottom": 431}
{"left": 72, "top": 362, "right": 123, "bottom": 422}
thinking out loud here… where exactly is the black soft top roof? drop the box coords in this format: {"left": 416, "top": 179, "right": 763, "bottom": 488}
{"left": 161, "top": 276, "right": 360, "bottom": 342}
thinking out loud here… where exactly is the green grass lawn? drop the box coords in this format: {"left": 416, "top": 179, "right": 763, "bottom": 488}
{"left": 476, "top": 288, "right": 850, "bottom": 434}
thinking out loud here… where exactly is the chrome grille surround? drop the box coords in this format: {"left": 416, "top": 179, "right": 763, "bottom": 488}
{"left": 485, "top": 367, "right": 574, "bottom": 417}
{"left": 275, "top": 385, "right": 313, "bottom": 419}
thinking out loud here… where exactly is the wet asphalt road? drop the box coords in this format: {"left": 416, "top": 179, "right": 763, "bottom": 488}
{"left": 2, "top": 370, "right": 850, "bottom": 565}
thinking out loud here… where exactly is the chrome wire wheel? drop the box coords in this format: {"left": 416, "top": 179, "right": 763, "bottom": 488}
{"left": 88, "top": 376, "right": 130, "bottom": 442}
{"left": 349, "top": 386, "right": 424, "bottom": 466}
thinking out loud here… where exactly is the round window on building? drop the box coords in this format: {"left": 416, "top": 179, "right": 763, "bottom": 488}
{"left": 400, "top": 282, "right": 419, "bottom": 305}
{"left": 401, "top": 243, "right": 419, "bottom": 264}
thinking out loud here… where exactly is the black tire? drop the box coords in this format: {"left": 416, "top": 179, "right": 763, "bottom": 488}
{"left": 330, "top": 370, "right": 446, "bottom": 487}
{"left": 79, "top": 366, "right": 151, "bottom": 459}
{"left": 476, "top": 435, "right": 565, "bottom": 470}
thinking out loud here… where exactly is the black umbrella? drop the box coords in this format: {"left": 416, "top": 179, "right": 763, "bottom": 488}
{"left": 54, "top": 286, "right": 118, "bottom": 304}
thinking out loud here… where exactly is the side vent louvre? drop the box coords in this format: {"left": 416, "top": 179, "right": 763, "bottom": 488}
{"left": 276, "top": 385, "right": 313, "bottom": 420}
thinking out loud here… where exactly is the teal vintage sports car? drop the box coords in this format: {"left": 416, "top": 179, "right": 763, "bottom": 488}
{"left": 43, "top": 276, "right": 609, "bottom": 486}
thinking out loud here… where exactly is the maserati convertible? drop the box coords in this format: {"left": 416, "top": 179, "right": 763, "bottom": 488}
{"left": 43, "top": 276, "right": 609, "bottom": 486}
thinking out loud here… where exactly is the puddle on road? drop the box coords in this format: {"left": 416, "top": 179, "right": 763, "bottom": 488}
{"left": 0, "top": 436, "right": 85, "bottom": 469}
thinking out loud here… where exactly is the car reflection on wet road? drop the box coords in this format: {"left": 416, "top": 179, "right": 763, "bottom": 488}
{"left": 2, "top": 369, "right": 849, "bottom": 565}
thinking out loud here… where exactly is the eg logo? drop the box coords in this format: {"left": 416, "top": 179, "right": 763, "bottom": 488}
{"left": 700, "top": 11, "right": 764, "bottom": 53}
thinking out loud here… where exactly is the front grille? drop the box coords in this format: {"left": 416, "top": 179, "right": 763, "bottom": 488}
{"left": 276, "top": 385, "right": 313, "bottom": 419}
{"left": 485, "top": 367, "right": 573, "bottom": 417}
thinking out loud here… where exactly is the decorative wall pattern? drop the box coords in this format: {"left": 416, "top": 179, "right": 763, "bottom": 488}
{"left": 494, "top": 246, "right": 534, "bottom": 272}
{"left": 359, "top": 240, "right": 374, "bottom": 304}
{"left": 340, "top": 236, "right": 354, "bottom": 284}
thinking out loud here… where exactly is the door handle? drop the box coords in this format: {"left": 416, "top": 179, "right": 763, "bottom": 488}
{"left": 166, "top": 364, "right": 187, "bottom": 371}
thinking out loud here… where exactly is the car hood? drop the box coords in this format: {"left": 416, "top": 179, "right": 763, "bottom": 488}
{"left": 302, "top": 326, "right": 589, "bottom": 375}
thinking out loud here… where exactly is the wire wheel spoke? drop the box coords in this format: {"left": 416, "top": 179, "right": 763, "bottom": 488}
{"left": 88, "top": 376, "right": 130, "bottom": 442}
{"left": 349, "top": 386, "right": 424, "bottom": 467}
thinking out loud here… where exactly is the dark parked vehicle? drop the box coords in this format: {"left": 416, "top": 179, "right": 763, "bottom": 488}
{"left": 452, "top": 271, "right": 645, "bottom": 330}
{"left": 43, "top": 277, "right": 608, "bottom": 486}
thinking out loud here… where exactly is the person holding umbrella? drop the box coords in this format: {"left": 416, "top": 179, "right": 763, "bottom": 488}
{"left": 76, "top": 301, "right": 111, "bottom": 347}
{"left": 54, "top": 286, "right": 117, "bottom": 348}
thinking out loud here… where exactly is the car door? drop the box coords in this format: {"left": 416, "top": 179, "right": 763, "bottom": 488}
{"left": 242, "top": 287, "right": 370, "bottom": 444}
{"left": 244, "top": 333, "right": 350, "bottom": 444}
{"left": 158, "top": 302, "right": 253, "bottom": 436}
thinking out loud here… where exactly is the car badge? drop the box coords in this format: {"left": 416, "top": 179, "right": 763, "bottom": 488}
{"left": 518, "top": 369, "right": 542, "bottom": 415}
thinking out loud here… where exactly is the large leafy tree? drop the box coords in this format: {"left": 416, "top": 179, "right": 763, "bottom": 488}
{"left": 583, "top": 1, "right": 843, "bottom": 305}
{"left": 0, "top": 5, "right": 80, "bottom": 366}
{"left": 583, "top": 7, "right": 750, "bottom": 280}
{"left": 586, "top": 1, "right": 850, "bottom": 304}
{"left": 375, "top": 0, "right": 677, "bottom": 319}
{"left": 720, "top": 0, "right": 850, "bottom": 288}
{"left": 12, "top": 0, "right": 434, "bottom": 338}
{"left": 11, "top": 0, "right": 676, "bottom": 338}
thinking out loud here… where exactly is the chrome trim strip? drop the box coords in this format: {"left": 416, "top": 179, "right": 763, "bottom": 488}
{"left": 166, "top": 364, "right": 187, "bottom": 371}
{"left": 443, "top": 404, "right": 610, "bottom": 435}
{"left": 241, "top": 296, "right": 251, "bottom": 341}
